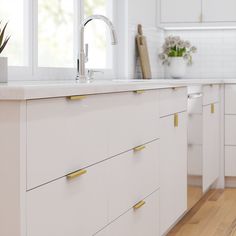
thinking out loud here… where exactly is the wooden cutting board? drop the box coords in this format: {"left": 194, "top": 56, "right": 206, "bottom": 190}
{"left": 136, "top": 24, "right": 152, "bottom": 79}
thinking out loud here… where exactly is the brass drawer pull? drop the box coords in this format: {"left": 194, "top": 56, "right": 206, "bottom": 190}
{"left": 211, "top": 104, "right": 215, "bottom": 114}
{"left": 174, "top": 113, "right": 179, "bottom": 128}
{"left": 67, "top": 169, "right": 87, "bottom": 179}
{"left": 133, "top": 200, "right": 146, "bottom": 210}
{"left": 68, "top": 95, "right": 87, "bottom": 100}
{"left": 133, "top": 145, "right": 146, "bottom": 152}
{"left": 134, "top": 90, "right": 145, "bottom": 94}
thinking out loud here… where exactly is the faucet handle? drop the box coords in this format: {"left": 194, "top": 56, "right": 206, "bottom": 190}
{"left": 85, "top": 44, "right": 89, "bottom": 63}
{"left": 87, "top": 69, "right": 104, "bottom": 79}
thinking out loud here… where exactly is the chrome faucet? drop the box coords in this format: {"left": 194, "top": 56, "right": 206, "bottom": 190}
{"left": 77, "top": 15, "right": 118, "bottom": 80}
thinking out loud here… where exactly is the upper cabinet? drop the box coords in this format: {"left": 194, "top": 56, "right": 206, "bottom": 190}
{"left": 160, "top": 0, "right": 202, "bottom": 23}
{"left": 158, "top": 0, "right": 236, "bottom": 28}
{"left": 202, "top": 0, "right": 236, "bottom": 22}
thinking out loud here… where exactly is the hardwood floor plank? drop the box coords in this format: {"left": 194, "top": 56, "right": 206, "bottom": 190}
{"left": 167, "top": 189, "right": 236, "bottom": 236}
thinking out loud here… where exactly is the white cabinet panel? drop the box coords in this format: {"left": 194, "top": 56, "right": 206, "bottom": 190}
{"left": 225, "top": 85, "right": 236, "bottom": 114}
{"left": 160, "top": 112, "right": 187, "bottom": 235}
{"left": 203, "top": 0, "right": 236, "bottom": 22}
{"left": 106, "top": 140, "right": 159, "bottom": 221}
{"left": 203, "top": 85, "right": 220, "bottom": 105}
{"left": 160, "top": 0, "right": 201, "bottom": 23}
{"left": 203, "top": 103, "right": 220, "bottom": 192}
{"left": 107, "top": 90, "right": 159, "bottom": 157}
{"left": 159, "top": 87, "right": 187, "bottom": 117}
{"left": 96, "top": 191, "right": 160, "bottom": 236}
{"left": 225, "top": 146, "right": 236, "bottom": 177}
{"left": 27, "top": 95, "right": 110, "bottom": 190}
{"left": 27, "top": 162, "right": 108, "bottom": 236}
{"left": 225, "top": 115, "right": 236, "bottom": 145}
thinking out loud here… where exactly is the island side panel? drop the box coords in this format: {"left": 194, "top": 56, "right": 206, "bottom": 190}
{"left": 0, "top": 100, "right": 27, "bottom": 236}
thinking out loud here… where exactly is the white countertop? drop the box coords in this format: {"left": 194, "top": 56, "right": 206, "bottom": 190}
{"left": 0, "top": 78, "right": 235, "bottom": 100}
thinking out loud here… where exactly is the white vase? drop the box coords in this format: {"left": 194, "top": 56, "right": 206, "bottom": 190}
{"left": 169, "top": 57, "right": 187, "bottom": 79}
{"left": 0, "top": 57, "right": 8, "bottom": 83}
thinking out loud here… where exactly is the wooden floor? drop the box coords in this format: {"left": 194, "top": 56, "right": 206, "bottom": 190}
{"left": 168, "top": 189, "right": 236, "bottom": 236}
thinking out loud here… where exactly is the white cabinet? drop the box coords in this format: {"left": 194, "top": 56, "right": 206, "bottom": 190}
{"left": 225, "top": 85, "right": 236, "bottom": 178}
{"left": 27, "top": 162, "right": 108, "bottom": 236}
{"left": 160, "top": 112, "right": 187, "bottom": 235}
{"left": 160, "top": 0, "right": 201, "bottom": 23}
{"left": 95, "top": 191, "right": 160, "bottom": 236}
{"left": 27, "top": 95, "right": 110, "bottom": 190}
{"left": 27, "top": 90, "right": 159, "bottom": 190}
{"left": 203, "top": 103, "right": 220, "bottom": 192}
{"left": 158, "top": 0, "right": 236, "bottom": 27}
{"left": 106, "top": 140, "right": 159, "bottom": 221}
{"left": 202, "top": 0, "right": 236, "bottom": 22}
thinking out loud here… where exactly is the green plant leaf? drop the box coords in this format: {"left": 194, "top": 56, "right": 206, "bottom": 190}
{"left": 0, "top": 36, "right": 10, "bottom": 54}
{"left": 0, "top": 22, "right": 8, "bottom": 48}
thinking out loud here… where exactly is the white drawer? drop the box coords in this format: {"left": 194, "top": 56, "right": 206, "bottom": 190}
{"left": 27, "top": 94, "right": 110, "bottom": 190}
{"left": 27, "top": 90, "right": 159, "bottom": 190}
{"left": 27, "top": 161, "right": 108, "bottom": 236}
{"left": 225, "top": 146, "right": 236, "bottom": 177}
{"left": 203, "top": 84, "right": 220, "bottom": 105}
{"left": 95, "top": 191, "right": 160, "bottom": 236}
{"left": 159, "top": 87, "right": 187, "bottom": 117}
{"left": 225, "top": 85, "right": 236, "bottom": 114}
{"left": 106, "top": 139, "right": 159, "bottom": 221}
{"left": 225, "top": 115, "right": 236, "bottom": 145}
{"left": 107, "top": 90, "right": 159, "bottom": 157}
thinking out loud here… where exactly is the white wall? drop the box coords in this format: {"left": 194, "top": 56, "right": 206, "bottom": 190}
{"left": 126, "top": 0, "right": 165, "bottom": 79}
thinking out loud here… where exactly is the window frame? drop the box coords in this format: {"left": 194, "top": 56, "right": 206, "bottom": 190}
{"left": 8, "top": 0, "right": 118, "bottom": 81}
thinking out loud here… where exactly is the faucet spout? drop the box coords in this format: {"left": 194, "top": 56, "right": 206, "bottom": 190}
{"left": 77, "top": 15, "right": 118, "bottom": 80}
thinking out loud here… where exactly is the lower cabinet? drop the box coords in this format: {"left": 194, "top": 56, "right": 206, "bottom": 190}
{"left": 160, "top": 112, "right": 188, "bottom": 235}
{"left": 202, "top": 103, "right": 220, "bottom": 192}
{"left": 27, "top": 162, "right": 108, "bottom": 236}
{"left": 27, "top": 139, "right": 160, "bottom": 236}
{"left": 95, "top": 190, "right": 160, "bottom": 236}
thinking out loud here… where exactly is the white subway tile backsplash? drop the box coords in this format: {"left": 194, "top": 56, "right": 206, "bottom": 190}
{"left": 165, "top": 30, "right": 236, "bottom": 79}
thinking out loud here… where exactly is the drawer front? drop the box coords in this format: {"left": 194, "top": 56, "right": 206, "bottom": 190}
{"left": 106, "top": 139, "right": 159, "bottom": 221}
{"left": 27, "top": 95, "right": 110, "bottom": 190}
{"left": 27, "top": 90, "right": 159, "bottom": 189}
{"left": 27, "top": 162, "right": 108, "bottom": 236}
{"left": 225, "top": 146, "right": 236, "bottom": 177}
{"left": 159, "top": 87, "right": 187, "bottom": 117}
{"left": 225, "top": 85, "right": 236, "bottom": 114}
{"left": 107, "top": 90, "right": 159, "bottom": 157}
{"left": 225, "top": 115, "right": 236, "bottom": 145}
{"left": 95, "top": 191, "right": 160, "bottom": 236}
{"left": 203, "top": 84, "right": 219, "bottom": 105}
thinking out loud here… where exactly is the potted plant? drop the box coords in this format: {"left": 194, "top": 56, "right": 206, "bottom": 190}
{"left": 159, "top": 36, "right": 197, "bottom": 79}
{"left": 0, "top": 22, "right": 10, "bottom": 83}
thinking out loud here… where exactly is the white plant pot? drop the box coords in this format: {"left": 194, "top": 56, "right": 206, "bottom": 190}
{"left": 169, "top": 57, "right": 187, "bottom": 79}
{"left": 0, "top": 57, "right": 8, "bottom": 83}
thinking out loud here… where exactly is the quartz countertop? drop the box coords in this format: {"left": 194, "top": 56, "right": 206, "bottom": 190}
{"left": 0, "top": 78, "right": 235, "bottom": 100}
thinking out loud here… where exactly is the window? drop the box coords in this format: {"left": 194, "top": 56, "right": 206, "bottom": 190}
{"left": 0, "top": 0, "right": 116, "bottom": 79}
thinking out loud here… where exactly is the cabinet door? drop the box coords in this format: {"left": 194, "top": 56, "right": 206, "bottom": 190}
{"left": 160, "top": 0, "right": 201, "bottom": 23}
{"left": 27, "top": 162, "right": 108, "bottom": 236}
{"left": 203, "top": 103, "right": 220, "bottom": 192}
{"left": 95, "top": 191, "right": 160, "bottom": 236}
{"left": 160, "top": 112, "right": 187, "bottom": 235}
{"left": 203, "top": 0, "right": 236, "bottom": 22}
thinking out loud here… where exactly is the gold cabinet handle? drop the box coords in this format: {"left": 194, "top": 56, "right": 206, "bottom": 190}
{"left": 133, "top": 200, "right": 146, "bottom": 210}
{"left": 134, "top": 90, "right": 145, "bottom": 94}
{"left": 67, "top": 169, "right": 87, "bottom": 180}
{"left": 133, "top": 145, "right": 146, "bottom": 152}
{"left": 211, "top": 104, "right": 215, "bottom": 114}
{"left": 174, "top": 113, "right": 179, "bottom": 128}
{"left": 68, "top": 95, "right": 87, "bottom": 100}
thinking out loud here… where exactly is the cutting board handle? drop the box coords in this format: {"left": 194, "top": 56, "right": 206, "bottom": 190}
{"left": 138, "top": 24, "right": 143, "bottom": 35}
